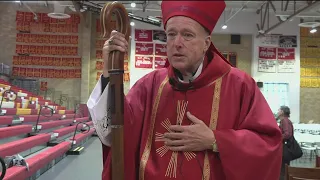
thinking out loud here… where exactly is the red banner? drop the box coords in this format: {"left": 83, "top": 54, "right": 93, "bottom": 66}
{"left": 124, "top": 72, "right": 130, "bottom": 82}
{"left": 154, "top": 57, "right": 167, "bottom": 69}
{"left": 135, "top": 29, "right": 153, "bottom": 42}
{"left": 40, "top": 82, "right": 48, "bottom": 91}
{"left": 135, "top": 43, "right": 154, "bottom": 55}
{"left": 258, "top": 47, "right": 277, "bottom": 60}
{"left": 277, "top": 48, "right": 295, "bottom": 60}
{"left": 135, "top": 56, "right": 153, "bottom": 69}
{"left": 155, "top": 44, "right": 167, "bottom": 56}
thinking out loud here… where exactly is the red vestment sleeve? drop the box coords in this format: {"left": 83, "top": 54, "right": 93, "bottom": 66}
{"left": 100, "top": 72, "right": 159, "bottom": 180}
{"left": 214, "top": 76, "right": 282, "bottom": 180}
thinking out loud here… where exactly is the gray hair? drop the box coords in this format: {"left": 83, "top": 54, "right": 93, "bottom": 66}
{"left": 280, "top": 106, "right": 290, "bottom": 117}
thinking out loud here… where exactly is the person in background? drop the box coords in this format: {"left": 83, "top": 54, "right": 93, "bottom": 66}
{"left": 278, "top": 105, "right": 293, "bottom": 180}
{"left": 87, "top": 1, "right": 283, "bottom": 179}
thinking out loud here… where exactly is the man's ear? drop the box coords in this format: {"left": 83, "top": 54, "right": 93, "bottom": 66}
{"left": 204, "top": 35, "right": 211, "bottom": 51}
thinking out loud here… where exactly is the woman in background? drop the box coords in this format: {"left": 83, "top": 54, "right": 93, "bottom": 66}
{"left": 277, "top": 106, "right": 293, "bottom": 180}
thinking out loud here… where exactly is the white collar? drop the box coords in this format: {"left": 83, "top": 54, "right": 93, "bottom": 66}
{"left": 178, "top": 62, "right": 203, "bottom": 83}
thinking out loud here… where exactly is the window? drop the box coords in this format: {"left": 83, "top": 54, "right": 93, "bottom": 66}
{"left": 261, "top": 83, "right": 289, "bottom": 113}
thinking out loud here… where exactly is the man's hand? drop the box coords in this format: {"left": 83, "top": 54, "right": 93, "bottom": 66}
{"left": 163, "top": 112, "right": 215, "bottom": 152}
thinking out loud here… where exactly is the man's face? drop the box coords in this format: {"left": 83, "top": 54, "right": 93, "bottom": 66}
{"left": 165, "top": 16, "right": 211, "bottom": 75}
{"left": 277, "top": 109, "right": 283, "bottom": 117}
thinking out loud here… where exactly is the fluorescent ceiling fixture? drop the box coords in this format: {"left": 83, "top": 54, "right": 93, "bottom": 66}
{"left": 310, "top": 28, "right": 317, "bottom": 33}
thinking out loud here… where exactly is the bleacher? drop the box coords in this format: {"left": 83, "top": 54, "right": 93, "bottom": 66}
{"left": 0, "top": 78, "right": 96, "bottom": 180}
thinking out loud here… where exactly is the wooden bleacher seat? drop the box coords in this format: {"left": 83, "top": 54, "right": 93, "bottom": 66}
{"left": 285, "top": 164, "right": 320, "bottom": 180}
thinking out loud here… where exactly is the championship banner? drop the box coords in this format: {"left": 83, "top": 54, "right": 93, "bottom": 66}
{"left": 19, "top": 67, "right": 26, "bottom": 77}
{"left": 96, "top": 61, "right": 103, "bottom": 70}
{"left": 40, "top": 57, "right": 47, "bottom": 66}
{"left": 277, "top": 48, "right": 295, "bottom": 73}
{"left": 96, "top": 72, "right": 102, "bottom": 80}
{"left": 16, "top": 11, "right": 24, "bottom": 21}
{"left": 19, "top": 56, "right": 26, "bottom": 65}
{"left": 26, "top": 56, "right": 33, "bottom": 65}
{"left": 135, "top": 29, "right": 153, "bottom": 42}
{"left": 12, "top": 67, "right": 20, "bottom": 76}
{"left": 75, "top": 69, "right": 81, "bottom": 78}
{"left": 50, "top": 35, "right": 58, "bottom": 44}
{"left": 47, "top": 69, "right": 55, "bottom": 78}
{"left": 33, "top": 68, "right": 41, "bottom": 78}
{"left": 32, "top": 56, "right": 40, "bottom": 66}
{"left": 26, "top": 68, "right": 34, "bottom": 77}
{"left": 154, "top": 57, "right": 167, "bottom": 69}
{"left": 124, "top": 72, "right": 130, "bottom": 82}
{"left": 258, "top": 46, "right": 277, "bottom": 73}
{"left": 12, "top": 56, "right": 20, "bottom": 65}
{"left": 153, "top": 30, "right": 167, "bottom": 42}
{"left": 16, "top": 33, "right": 23, "bottom": 42}
{"left": 135, "top": 56, "right": 153, "bottom": 69}
{"left": 74, "top": 58, "right": 81, "bottom": 67}
{"left": 124, "top": 62, "right": 129, "bottom": 71}
{"left": 54, "top": 69, "right": 61, "bottom": 78}
{"left": 155, "top": 44, "right": 167, "bottom": 56}
{"left": 40, "top": 81, "right": 48, "bottom": 91}
{"left": 135, "top": 42, "right": 154, "bottom": 55}
{"left": 96, "top": 50, "right": 103, "bottom": 59}
{"left": 40, "top": 69, "right": 47, "bottom": 78}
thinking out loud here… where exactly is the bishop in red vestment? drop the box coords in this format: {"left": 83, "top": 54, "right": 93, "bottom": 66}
{"left": 87, "top": 1, "right": 283, "bottom": 180}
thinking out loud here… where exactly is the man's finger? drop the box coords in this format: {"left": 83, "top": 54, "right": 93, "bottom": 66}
{"left": 165, "top": 139, "right": 186, "bottom": 146}
{"left": 169, "top": 125, "right": 186, "bottom": 132}
{"left": 164, "top": 132, "right": 185, "bottom": 139}
{"left": 186, "top": 111, "right": 202, "bottom": 124}
{"left": 168, "top": 145, "right": 187, "bottom": 152}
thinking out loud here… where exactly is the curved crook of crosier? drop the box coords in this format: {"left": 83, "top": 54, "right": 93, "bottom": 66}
{"left": 100, "top": 2, "right": 130, "bottom": 71}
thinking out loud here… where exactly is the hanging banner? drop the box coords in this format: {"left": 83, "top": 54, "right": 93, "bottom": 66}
{"left": 153, "top": 30, "right": 167, "bottom": 42}
{"left": 277, "top": 48, "right": 295, "bottom": 73}
{"left": 135, "top": 29, "right": 153, "bottom": 42}
{"left": 260, "top": 34, "right": 279, "bottom": 46}
{"left": 258, "top": 46, "right": 277, "bottom": 73}
{"left": 135, "top": 56, "right": 153, "bottom": 69}
{"left": 154, "top": 57, "right": 167, "bottom": 69}
{"left": 279, "top": 35, "right": 297, "bottom": 48}
{"left": 135, "top": 42, "right": 154, "bottom": 55}
{"left": 155, "top": 44, "right": 167, "bottom": 56}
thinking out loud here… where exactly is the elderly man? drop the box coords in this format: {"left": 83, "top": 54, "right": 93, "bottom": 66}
{"left": 87, "top": 1, "right": 283, "bottom": 180}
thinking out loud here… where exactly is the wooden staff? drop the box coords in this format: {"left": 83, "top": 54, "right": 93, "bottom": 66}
{"left": 100, "top": 2, "right": 130, "bottom": 180}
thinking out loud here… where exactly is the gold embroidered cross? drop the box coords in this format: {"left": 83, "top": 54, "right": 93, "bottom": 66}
{"left": 155, "top": 100, "right": 196, "bottom": 178}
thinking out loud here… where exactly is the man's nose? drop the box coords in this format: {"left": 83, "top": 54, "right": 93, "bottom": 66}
{"left": 173, "top": 35, "right": 183, "bottom": 48}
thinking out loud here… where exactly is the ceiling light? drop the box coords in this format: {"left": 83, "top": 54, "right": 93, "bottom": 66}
{"left": 310, "top": 28, "right": 317, "bottom": 33}
{"left": 131, "top": 2, "right": 136, "bottom": 8}
{"left": 222, "top": 24, "right": 227, "bottom": 29}
{"left": 130, "top": 22, "right": 135, "bottom": 26}
{"left": 15, "top": 1, "right": 20, "bottom": 2}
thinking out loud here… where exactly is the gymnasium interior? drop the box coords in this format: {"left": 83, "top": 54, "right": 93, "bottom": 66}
{"left": 0, "top": 0, "right": 319, "bottom": 180}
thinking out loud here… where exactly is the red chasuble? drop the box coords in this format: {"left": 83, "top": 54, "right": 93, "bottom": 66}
{"left": 100, "top": 45, "right": 282, "bottom": 180}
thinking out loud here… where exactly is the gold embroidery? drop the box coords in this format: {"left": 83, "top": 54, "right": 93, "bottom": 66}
{"left": 166, "top": 152, "right": 178, "bottom": 178}
{"left": 154, "top": 100, "right": 196, "bottom": 178}
{"left": 139, "top": 76, "right": 169, "bottom": 180}
{"left": 202, "top": 77, "right": 223, "bottom": 180}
